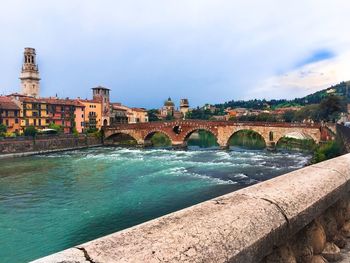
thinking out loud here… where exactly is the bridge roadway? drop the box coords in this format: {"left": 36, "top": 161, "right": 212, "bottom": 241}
{"left": 103, "top": 120, "right": 322, "bottom": 149}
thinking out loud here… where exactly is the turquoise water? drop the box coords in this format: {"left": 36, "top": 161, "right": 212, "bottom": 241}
{"left": 0, "top": 147, "right": 311, "bottom": 262}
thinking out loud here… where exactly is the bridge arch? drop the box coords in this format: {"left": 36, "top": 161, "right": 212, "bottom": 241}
{"left": 105, "top": 132, "right": 138, "bottom": 146}
{"left": 226, "top": 128, "right": 267, "bottom": 149}
{"left": 144, "top": 130, "right": 173, "bottom": 147}
{"left": 183, "top": 128, "right": 218, "bottom": 141}
{"left": 183, "top": 128, "right": 219, "bottom": 147}
{"left": 275, "top": 131, "right": 318, "bottom": 148}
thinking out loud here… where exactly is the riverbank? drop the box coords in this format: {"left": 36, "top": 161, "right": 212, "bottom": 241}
{"left": 0, "top": 134, "right": 102, "bottom": 158}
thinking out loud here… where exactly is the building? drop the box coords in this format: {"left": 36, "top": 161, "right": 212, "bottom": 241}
{"left": 179, "top": 99, "right": 189, "bottom": 118}
{"left": 110, "top": 103, "right": 129, "bottom": 124}
{"left": 158, "top": 98, "right": 190, "bottom": 120}
{"left": 129, "top": 108, "right": 148, "bottom": 123}
{"left": 8, "top": 94, "right": 49, "bottom": 131}
{"left": 160, "top": 97, "right": 175, "bottom": 118}
{"left": 45, "top": 98, "right": 85, "bottom": 133}
{"left": 110, "top": 103, "right": 148, "bottom": 124}
{"left": 20, "top": 48, "right": 40, "bottom": 98}
{"left": 92, "top": 86, "right": 110, "bottom": 126}
{"left": 78, "top": 99, "right": 102, "bottom": 131}
{"left": 0, "top": 96, "right": 21, "bottom": 133}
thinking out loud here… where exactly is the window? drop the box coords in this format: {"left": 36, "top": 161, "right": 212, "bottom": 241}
{"left": 5, "top": 120, "right": 9, "bottom": 126}
{"left": 38, "top": 119, "right": 41, "bottom": 126}
{"left": 34, "top": 119, "right": 37, "bottom": 126}
{"left": 15, "top": 118, "right": 18, "bottom": 124}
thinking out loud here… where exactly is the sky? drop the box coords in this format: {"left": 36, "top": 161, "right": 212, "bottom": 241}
{"left": 0, "top": 0, "right": 350, "bottom": 108}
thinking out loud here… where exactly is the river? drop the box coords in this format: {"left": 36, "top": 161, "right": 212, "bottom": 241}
{"left": 0, "top": 146, "right": 311, "bottom": 262}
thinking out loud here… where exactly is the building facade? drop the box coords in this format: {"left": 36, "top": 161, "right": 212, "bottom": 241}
{"left": 92, "top": 86, "right": 110, "bottom": 126}
{"left": 45, "top": 98, "right": 85, "bottom": 133}
{"left": 78, "top": 99, "right": 102, "bottom": 131}
{"left": 179, "top": 99, "right": 189, "bottom": 118}
{"left": 0, "top": 96, "right": 21, "bottom": 133}
{"left": 14, "top": 95, "right": 49, "bottom": 131}
{"left": 20, "top": 48, "right": 40, "bottom": 98}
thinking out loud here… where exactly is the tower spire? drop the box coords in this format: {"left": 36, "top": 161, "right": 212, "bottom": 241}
{"left": 20, "top": 47, "right": 40, "bottom": 98}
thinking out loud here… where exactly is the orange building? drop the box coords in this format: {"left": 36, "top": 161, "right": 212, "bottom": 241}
{"left": 45, "top": 98, "right": 85, "bottom": 133}
{"left": 0, "top": 96, "right": 21, "bottom": 133}
{"left": 78, "top": 99, "right": 102, "bottom": 131}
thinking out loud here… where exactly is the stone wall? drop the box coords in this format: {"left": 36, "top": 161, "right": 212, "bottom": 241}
{"left": 32, "top": 154, "right": 350, "bottom": 263}
{"left": 0, "top": 135, "right": 102, "bottom": 156}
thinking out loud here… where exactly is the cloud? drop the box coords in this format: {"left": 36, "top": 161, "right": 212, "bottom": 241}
{"left": 247, "top": 51, "right": 350, "bottom": 100}
{"left": 0, "top": 0, "right": 350, "bottom": 107}
{"left": 294, "top": 49, "right": 336, "bottom": 68}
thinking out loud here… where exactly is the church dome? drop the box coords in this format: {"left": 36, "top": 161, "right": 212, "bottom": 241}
{"left": 164, "top": 97, "right": 175, "bottom": 107}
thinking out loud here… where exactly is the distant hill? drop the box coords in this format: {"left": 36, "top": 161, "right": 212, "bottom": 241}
{"left": 214, "top": 81, "right": 350, "bottom": 111}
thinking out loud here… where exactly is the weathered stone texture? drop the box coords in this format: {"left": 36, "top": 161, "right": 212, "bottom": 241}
{"left": 104, "top": 120, "right": 322, "bottom": 148}
{"left": 0, "top": 135, "right": 101, "bottom": 155}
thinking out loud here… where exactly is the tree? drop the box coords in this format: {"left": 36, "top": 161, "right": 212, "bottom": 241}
{"left": 24, "top": 126, "right": 38, "bottom": 137}
{"left": 318, "top": 95, "right": 346, "bottom": 122}
{"left": 147, "top": 109, "right": 161, "bottom": 122}
{"left": 48, "top": 123, "right": 63, "bottom": 133}
{"left": 0, "top": 124, "right": 7, "bottom": 136}
{"left": 283, "top": 111, "right": 295, "bottom": 123}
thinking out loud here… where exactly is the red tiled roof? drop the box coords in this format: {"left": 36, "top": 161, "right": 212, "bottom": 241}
{"left": 43, "top": 97, "right": 85, "bottom": 107}
{"left": 131, "top": 108, "right": 147, "bottom": 112}
{"left": 0, "top": 96, "right": 20, "bottom": 110}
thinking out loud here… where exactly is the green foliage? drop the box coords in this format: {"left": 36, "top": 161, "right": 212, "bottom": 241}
{"left": 282, "top": 111, "right": 295, "bottom": 123}
{"left": 215, "top": 81, "right": 350, "bottom": 112}
{"left": 276, "top": 137, "right": 316, "bottom": 151}
{"left": 318, "top": 95, "right": 346, "bottom": 122}
{"left": 228, "top": 130, "right": 266, "bottom": 149}
{"left": 237, "top": 113, "right": 278, "bottom": 122}
{"left": 187, "top": 130, "right": 219, "bottom": 148}
{"left": 165, "top": 113, "right": 175, "bottom": 121}
{"left": 85, "top": 127, "right": 98, "bottom": 134}
{"left": 4, "top": 132, "right": 16, "bottom": 138}
{"left": 150, "top": 132, "right": 171, "bottom": 147}
{"left": 186, "top": 108, "right": 216, "bottom": 120}
{"left": 24, "top": 126, "right": 38, "bottom": 137}
{"left": 0, "top": 124, "right": 7, "bottom": 136}
{"left": 93, "top": 130, "right": 103, "bottom": 139}
{"left": 147, "top": 109, "right": 161, "bottom": 122}
{"left": 312, "top": 140, "right": 344, "bottom": 163}
{"left": 48, "top": 123, "right": 63, "bottom": 133}
{"left": 72, "top": 127, "right": 79, "bottom": 137}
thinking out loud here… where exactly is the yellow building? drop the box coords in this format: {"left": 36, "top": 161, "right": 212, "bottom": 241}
{"left": 9, "top": 94, "right": 48, "bottom": 132}
{"left": 78, "top": 99, "right": 102, "bottom": 131}
{"left": 129, "top": 108, "right": 148, "bottom": 123}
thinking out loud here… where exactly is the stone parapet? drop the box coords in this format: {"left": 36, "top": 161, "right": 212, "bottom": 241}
{"left": 31, "top": 154, "right": 350, "bottom": 263}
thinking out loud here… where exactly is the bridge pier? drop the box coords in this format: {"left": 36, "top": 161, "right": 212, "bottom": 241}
{"left": 219, "top": 145, "right": 229, "bottom": 150}
{"left": 172, "top": 141, "right": 187, "bottom": 150}
{"left": 266, "top": 142, "right": 276, "bottom": 151}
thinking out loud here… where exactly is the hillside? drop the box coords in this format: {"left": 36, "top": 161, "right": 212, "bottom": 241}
{"left": 214, "top": 81, "right": 350, "bottom": 111}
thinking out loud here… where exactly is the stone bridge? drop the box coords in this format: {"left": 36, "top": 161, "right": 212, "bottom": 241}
{"left": 103, "top": 120, "right": 322, "bottom": 149}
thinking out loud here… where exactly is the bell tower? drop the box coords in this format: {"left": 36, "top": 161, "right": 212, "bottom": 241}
{"left": 20, "top": 47, "right": 40, "bottom": 98}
